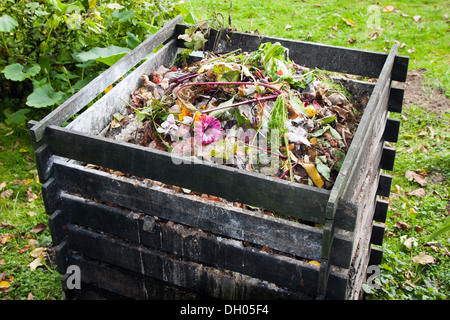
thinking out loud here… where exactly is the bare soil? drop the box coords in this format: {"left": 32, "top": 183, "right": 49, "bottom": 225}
{"left": 402, "top": 69, "right": 450, "bottom": 114}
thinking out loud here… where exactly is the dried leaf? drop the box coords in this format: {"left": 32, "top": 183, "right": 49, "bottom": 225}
{"left": 413, "top": 15, "right": 421, "bottom": 23}
{"left": 394, "top": 221, "right": 411, "bottom": 230}
{"left": 405, "top": 170, "right": 427, "bottom": 187}
{"left": 407, "top": 188, "right": 426, "bottom": 197}
{"left": 28, "top": 257, "right": 43, "bottom": 270}
{"left": 26, "top": 187, "right": 38, "bottom": 202}
{"left": 30, "top": 222, "right": 47, "bottom": 234}
{"left": 404, "top": 237, "right": 418, "bottom": 249}
{"left": 0, "top": 233, "right": 12, "bottom": 246}
{"left": 308, "top": 260, "right": 321, "bottom": 267}
{"left": 341, "top": 17, "right": 356, "bottom": 26}
{"left": 30, "top": 247, "right": 46, "bottom": 259}
{"left": 0, "top": 181, "right": 7, "bottom": 192}
{"left": 300, "top": 162, "right": 324, "bottom": 188}
{"left": 383, "top": 5, "right": 395, "bottom": 13}
{"left": 369, "top": 32, "right": 379, "bottom": 40}
{"left": 347, "top": 37, "right": 356, "bottom": 44}
{"left": 412, "top": 252, "right": 435, "bottom": 265}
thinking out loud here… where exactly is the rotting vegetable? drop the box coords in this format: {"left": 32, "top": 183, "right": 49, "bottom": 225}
{"left": 106, "top": 41, "right": 364, "bottom": 190}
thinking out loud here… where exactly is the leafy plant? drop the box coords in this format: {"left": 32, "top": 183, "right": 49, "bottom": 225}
{"left": 0, "top": 0, "right": 196, "bottom": 124}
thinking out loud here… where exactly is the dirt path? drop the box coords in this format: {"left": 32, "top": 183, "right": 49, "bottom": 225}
{"left": 403, "top": 69, "right": 449, "bottom": 114}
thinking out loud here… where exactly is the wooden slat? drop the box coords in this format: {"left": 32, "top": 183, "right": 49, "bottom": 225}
{"left": 369, "top": 245, "right": 383, "bottom": 266}
{"left": 53, "top": 193, "right": 322, "bottom": 295}
{"left": 67, "top": 39, "right": 180, "bottom": 136}
{"left": 316, "top": 45, "right": 398, "bottom": 299}
{"left": 29, "top": 16, "right": 183, "bottom": 143}
{"left": 178, "top": 25, "right": 409, "bottom": 82}
{"left": 59, "top": 224, "right": 312, "bottom": 299}
{"left": 45, "top": 125, "right": 331, "bottom": 225}
{"left": 50, "top": 158, "right": 325, "bottom": 260}
{"left": 64, "top": 253, "right": 208, "bottom": 300}
{"left": 377, "top": 174, "right": 393, "bottom": 198}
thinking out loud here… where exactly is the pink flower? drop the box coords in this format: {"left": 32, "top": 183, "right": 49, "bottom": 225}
{"left": 194, "top": 114, "right": 222, "bottom": 145}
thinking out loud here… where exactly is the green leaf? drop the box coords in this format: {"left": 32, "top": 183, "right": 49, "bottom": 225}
{"left": 112, "top": 9, "right": 134, "bottom": 22}
{"left": 315, "top": 157, "right": 331, "bottom": 181}
{"left": 74, "top": 45, "right": 131, "bottom": 66}
{"left": 184, "top": 12, "right": 198, "bottom": 24}
{"left": 0, "top": 14, "right": 18, "bottom": 32}
{"left": 288, "top": 92, "right": 307, "bottom": 116}
{"left": 49, "top": 0, "right": 83, "bottom": 14}
{"left": 209, "top": 96, "right": 235, "bottom": 118}
{"left": 2, "top": 63, "right": 41, "bottom": 81}
{"left": 26, "top": 84, "right": 64, "bottom": 108}
{"left": 318, "top": 115, "right": 337, "bottom": 125}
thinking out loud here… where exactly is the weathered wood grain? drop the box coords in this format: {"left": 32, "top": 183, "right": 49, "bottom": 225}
{"left": 58, "top": 223, "right": 314, "bottom": 299}
{"left": 45, "top": 125, "right": 331, "bottom": 225}
{"left": 49, "top": 158, "right": 357, "bottom": 266}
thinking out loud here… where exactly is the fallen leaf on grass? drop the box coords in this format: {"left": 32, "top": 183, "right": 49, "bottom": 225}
{"left": 407, "top": 47, "right": 416, "bottom": 53}
{"left": 405, "top": 170, "right": 427, "bottom": 187}
{"left": 394, "top": 221, "right": 411, "bottom": 230}
{"left": 0, "top": 181, "right": 7, "bottom": 192}
{"left": 413, "top": 15, "right": 421, "bottom": 23}
{"left": 26, "top": 187, "right": 38, "bottom": 202}
{"left": 412, "top": 252, "right": 435, "bottom": 265}
{"left": 369, "top": 32, "right": 379, "bottom": 40}
{"left": 0, "top": 189, "right": 13, "bottom": 199}
{"left": 28, "top": 247, "right": 47, "bottom": 271}
{"left": 347, "top": 37, "right": 356, "bottom": 44}
{"left": 30, "top": 222, "right": 47, "bottom": 234}
{"left": 341, "top": 17, "right": 356, "bottom": 26}
{"left": 0, "top": 233, "right": 12, "bottom": 246}
{"left": 383, "top": 5, "right": 395, "bottom": 13}
{"left": 0, "top": 281, "right": 11, "bottom": 291}
{"left": 407, "top": 188, "right": 426, "bottom": 197}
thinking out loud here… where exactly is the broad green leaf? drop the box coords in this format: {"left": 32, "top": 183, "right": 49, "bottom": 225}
{"left": 49, "top": 0, "right": 83, "bottom": 14}
{"left": 2, "top": 63, "right": 41, "bottom": 81}
{"left": 0, "top": 14, "right": 18, "bottom": 32}
{"left": 184, "top": 12, "right": 197, "bottom": 24}
{"left": 3, "top": 108, "right": 31, "bottom": 125}
{"left": 209, "top": 96, "right": 235, "bottom": 118}
{"left": 74, "top": 45, "right": 131, "bottom": 66}
{"left": 26, "top": 84, "right": 64, "bottom": 108}
{"left": 112, "top": 9, "right": 134, "bottom": 22}
{"left": 315, "top": 157, "right": 331, "bottom": 181}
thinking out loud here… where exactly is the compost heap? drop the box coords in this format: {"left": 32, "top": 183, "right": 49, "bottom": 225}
{"left": 110, "top": 42, "right": 364, "bottom": 190}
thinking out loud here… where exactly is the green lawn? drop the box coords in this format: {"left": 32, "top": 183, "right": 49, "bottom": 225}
{"left": 0, "top": 0, "right": 448, "bottom": 300}
{"left": 185, "top": 0, "right": 449, "bottom": 96}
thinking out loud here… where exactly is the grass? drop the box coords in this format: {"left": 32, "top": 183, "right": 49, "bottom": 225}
{"left": 0, "top": 123, "right": 62, "bottom": 300}
{"left": 185, "top": 0, "right": 449, "bottom": 96}
{"left": 0, "top": 0, "right": 448, "bottom": 300}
